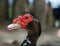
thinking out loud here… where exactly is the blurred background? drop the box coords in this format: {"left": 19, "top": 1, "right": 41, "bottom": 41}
{"left": 0, "top": 0, "right": 60, "bottom": 46}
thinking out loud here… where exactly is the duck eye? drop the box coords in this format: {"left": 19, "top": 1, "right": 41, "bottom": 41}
{"left": 16, "top": 20, "right": 18, "bottom": 21}
{"left": 25, "top": 17, "right": 28, "bottom": 19}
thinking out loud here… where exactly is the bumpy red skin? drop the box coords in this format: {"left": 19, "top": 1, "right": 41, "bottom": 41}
{"left": 13, "top": 14, "right": 33, "bottom": 28}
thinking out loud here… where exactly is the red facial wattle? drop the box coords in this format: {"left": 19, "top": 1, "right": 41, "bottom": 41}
{"left": 12, "top": 14, "right": 33, "bottom": 28}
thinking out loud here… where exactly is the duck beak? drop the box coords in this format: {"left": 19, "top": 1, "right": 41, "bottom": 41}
{"left": 7, "top": 23, "right": 21, "bottom": 30}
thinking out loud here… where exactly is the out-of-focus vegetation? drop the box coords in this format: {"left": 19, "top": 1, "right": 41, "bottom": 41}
{"left": 9, "top": 6, "right": 13, "bottom": 19}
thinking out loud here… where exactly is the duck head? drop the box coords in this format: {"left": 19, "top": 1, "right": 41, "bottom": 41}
{"left": 7, "top": 13, "right": 33, "bottom": 30}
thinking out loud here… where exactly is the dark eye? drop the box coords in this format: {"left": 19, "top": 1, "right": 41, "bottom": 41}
{"left": 17, "top": 20, "right": 18, "bottom": 21}
{"left": 25, "top": 17, "right": 28, "bottom": 19}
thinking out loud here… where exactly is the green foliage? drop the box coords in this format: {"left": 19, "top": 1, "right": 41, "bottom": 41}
{"left": 9, "top": 6, "right": 13, "bottom": 19}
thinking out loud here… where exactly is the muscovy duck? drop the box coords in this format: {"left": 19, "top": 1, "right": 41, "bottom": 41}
{"left": 7, "top": 12, "right": 41, "bottom": 46}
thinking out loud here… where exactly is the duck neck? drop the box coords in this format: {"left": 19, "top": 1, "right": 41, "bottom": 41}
{"left": 21, "top": 32, "right": 39, "bottom": 46}
{"left": 21, "top": 19, "right": 41, "bottom": 46}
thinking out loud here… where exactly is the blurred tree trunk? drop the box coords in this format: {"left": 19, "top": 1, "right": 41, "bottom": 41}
{"left": 5, "top": 0, "right": 9, "bottom": 20}
{"left": 34, "top": 0, "right": 54, "bottom": 30}
{"left": 14, "top": 0, "right": 29, "bottom": 18}
{"left": 46, "top": 6, "right": 54, "bottom": 28}
{"left": 44, "top": 1, "right": 54, "bottom": 29}
{"left": 34, "top": 0, "right": 47, "bottom": 30}
{"left": 0, "top": 0, "right": 6, "bottom": 23}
